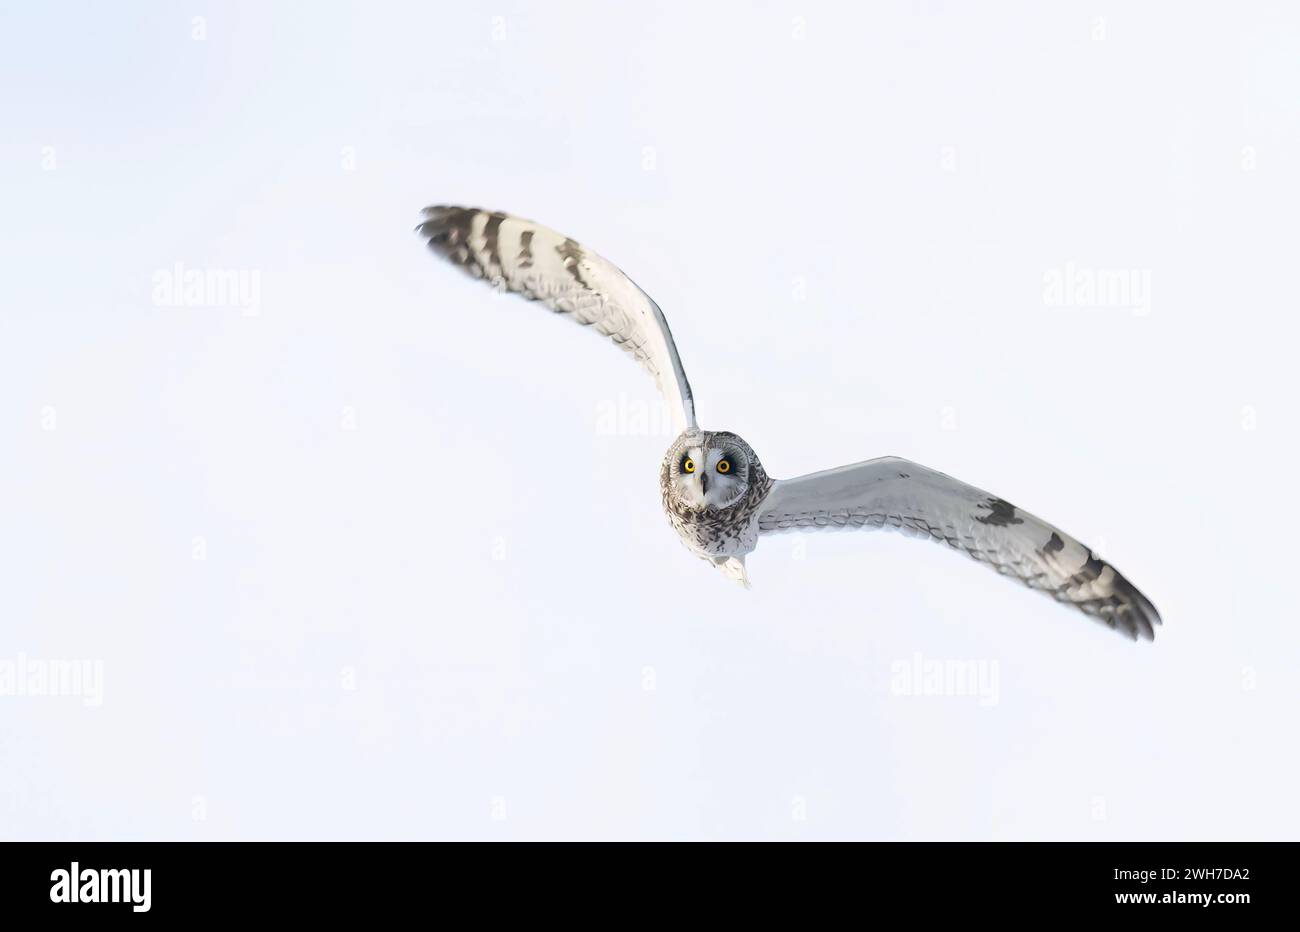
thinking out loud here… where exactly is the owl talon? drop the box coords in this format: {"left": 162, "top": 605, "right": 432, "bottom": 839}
{"left": 714, "top": 556, "right": 750, "bottom": 588}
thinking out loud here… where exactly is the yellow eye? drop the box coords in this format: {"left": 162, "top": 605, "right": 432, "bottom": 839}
{"left": 682, "top": 457, "right": 695, "bottom": 473}
{"left": 716, "top": 459, "right": 731, "bottom": 474}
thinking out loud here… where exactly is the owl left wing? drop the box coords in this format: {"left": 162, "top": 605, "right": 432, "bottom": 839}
{"left": 416, "top": 206, "right": 697, "bottom": 434}
{"left": 757, "top": 456, "right": 1161, "bottom": 640}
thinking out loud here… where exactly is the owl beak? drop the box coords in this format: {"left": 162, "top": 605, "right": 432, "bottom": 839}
{"left": 698, "top": 473, "right": 708, "bottom": 496}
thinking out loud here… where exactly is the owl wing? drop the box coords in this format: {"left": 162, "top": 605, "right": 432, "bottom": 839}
{"left": 416, "top": 206, "right": 698, "bottom": 433}
{"left": 757, "top": 456, "right": 1161, "bottom": 640}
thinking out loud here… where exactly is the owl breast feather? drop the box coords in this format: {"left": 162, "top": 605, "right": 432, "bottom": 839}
{"left": 661, "top": 475, "right": 773, "bottom": 558}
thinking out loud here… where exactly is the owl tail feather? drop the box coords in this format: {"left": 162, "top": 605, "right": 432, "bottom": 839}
{"left": 713, "top": 555, "right": 751, "bottom": 589}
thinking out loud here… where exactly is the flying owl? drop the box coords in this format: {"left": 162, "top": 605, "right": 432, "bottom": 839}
{"left": 416, "top": 206, "right": 1162, "bottom": 641}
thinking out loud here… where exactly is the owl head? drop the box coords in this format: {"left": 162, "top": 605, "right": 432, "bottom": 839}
{"left": 661, "top": 430, "right": 762, "bottom": 511}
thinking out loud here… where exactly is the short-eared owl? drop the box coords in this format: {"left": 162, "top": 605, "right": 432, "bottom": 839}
{"left": 416, "top": 206, "right": 1161, "bottom": 641}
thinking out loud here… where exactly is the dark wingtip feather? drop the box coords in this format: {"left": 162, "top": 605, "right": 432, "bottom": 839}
{"left": 414, "top": 205, "right": 475, "bottom": 243}
{"left": 414, "top": 205, "right": 494, "bottom": 278}
{"left": 1066, "top": 566, "right": 1160, "bottom": 642}
{"left": 1114, "top": 575, "right": 1161, "bottom": 642}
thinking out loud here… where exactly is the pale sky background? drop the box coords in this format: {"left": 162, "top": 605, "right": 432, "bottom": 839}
{"left": 1, "top": 1, "right": 1297, "bottom": 840}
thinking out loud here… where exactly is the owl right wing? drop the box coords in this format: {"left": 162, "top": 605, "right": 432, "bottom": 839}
{"left": 758, "top": 456, "right": 1161, "bottom": 640}
{"left": 416, "top": 206, "right": 698, "bottom": 434}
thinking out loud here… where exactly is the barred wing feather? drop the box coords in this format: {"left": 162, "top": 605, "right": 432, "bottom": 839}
{"left": 416, "top": 206, "right": 697, "bottom": 434}
{"left": 759, "top": 456, "right": 1161, "bottom": 640}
